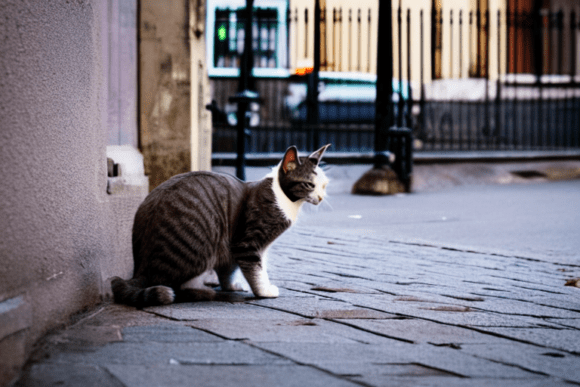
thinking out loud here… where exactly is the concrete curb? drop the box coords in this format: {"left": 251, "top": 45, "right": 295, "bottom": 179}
{"left": 212, "top": 150, "right": 580, "bottom": 167}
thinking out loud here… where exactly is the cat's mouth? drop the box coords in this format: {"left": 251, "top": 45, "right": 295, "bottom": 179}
{"left": 305, "top": 195, "right": 324, "bottom": 205}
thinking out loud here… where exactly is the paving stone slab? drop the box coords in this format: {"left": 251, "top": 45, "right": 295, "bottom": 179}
{"left": 326, "top": 293, "right": 549, "bottom": 327}
{"left": 189, "top": 318, "right": 396, "bottom": 344}
{"left": 279, "top": 279, "right": 381, "bottom": 295}
{"left": 248, "top": 295, "right": 389, "bottom": 319}
{"left": 144, "top": 301, "right": 296, "bottom": 321}
{"left": 252, "top": 342, "right": 414, "bottom": 367}
{"left": 339, "top": 318, "right": 509, "bottom": 346}
{"left": 43, "top": 341, "right": 291, "bottom": 366}
{"left": 15, "top": 363, "right": 124, "bottom": 387}
{"left": 252, "top": 341, "right": 533, "bottom": 379}
{"left": 546, "top": 318, "right": 580, "bottom": 330}
{"left": 460, "top": 342, "right": 580, "bottom": 383}
{"left": 478, "top": 327, "right": 580, "bottom": 354}
{"left": 121, "top": 324, "right": 223, "bottom": 343}
{"left": 408, "top": 344, "right": 538, "bottom": 379}
{"left": 105, "top": 364, "right": 360, "bottom": 387}
{"left": 349, "top": 375, "right": 566, "bottom": 387}
{"left": 464, "top": 298, "right": 580, "bottom": 319}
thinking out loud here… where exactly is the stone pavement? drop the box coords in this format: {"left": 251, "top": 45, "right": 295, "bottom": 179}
{"left": 14, "top": 222, "right": 580, "bottom": 386}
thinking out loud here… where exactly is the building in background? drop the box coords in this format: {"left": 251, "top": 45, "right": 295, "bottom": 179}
{"left": 139, "top": 0, "right": 212, "bottom": 191}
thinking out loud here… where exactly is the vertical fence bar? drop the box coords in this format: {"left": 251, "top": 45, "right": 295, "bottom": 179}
{"left": 459, "top": 10, "right": 464, "bottom": 149}
{"left": 450, "top": 9, "right": 455, "bottom": 148}
{"left": 485, "top": 9, "right": 491, "bottom": 150}
{"left": 348, "top": 8, "right": 352, "bottom": 71}
{"left": 294, "top": 8, "right": 299, "bottom": 68}
{"left": 571, "top": 12, "right": 577, "bottom": 78}
{"left": 450, "top": 10, "right": 453, "bottom": 79}
{"left": 367, "top": 9, "right": 372, "bottom": 73}
{"left": 569, "top": 12, "right": 577, "bottom": 148}
{"left": 321, "top": 5, "right": 327, "bottom": 71}
{"left": 515, "top": 8, "right": 521, "bottom": 149}
{"left": 505, "top": 7, "right": 511, "bottom": 149}
{"left": 406, "top": 8, "right": 412, "bottom": 129}
{"left": 304, "top": 8, "right": 309, "bottom": 59}
{"left": 476, "top": 8, "right": 482, "bottom": 150}
{"left": 287, "top": 7, "right": 291, "bottom": 69}
{"left": 338, "top": 8, "right": 342, "bottom": 71}
{"left": 459, "top": 10, "right": 463, "bottom": 77}
{"left": 557, "top": 10, "right": 564, "bottom": 75}
{"left": 420, "top": 9, "right": 426, "bottom": 149}
{"left": 397, "top": 5, "right": 403, "bottom": 128}
{"left": 431, "top": 6, "right": 436, "bottom": 82}
{"left": 357, "top": 8, "right": 362, "bottom": 72}
{"left": 557, "top": 10, "right": 564, "bottom": 148}
{"left": 496, "top": 9, "right": 502, "bottom": 149}
{"left": 332, "top": 8, "right": 337, "bottom": 71}
{"left": 467, "top": 11, "right": 473, "bottom": 150}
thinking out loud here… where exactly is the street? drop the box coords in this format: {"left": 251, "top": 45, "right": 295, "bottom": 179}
{"left": 302, "top": 179, "right": 580, "bottom": 265}
{"left": 15, "top": 171, "right": 580, "bottom": 386}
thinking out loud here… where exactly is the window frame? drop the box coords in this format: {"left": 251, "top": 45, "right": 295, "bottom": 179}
{"left": 206, "top": 0, "right": 290, "bottom": 78}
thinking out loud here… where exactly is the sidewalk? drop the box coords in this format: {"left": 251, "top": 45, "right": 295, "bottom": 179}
{"left": 13, "top": 164, "right": 580, "bottom": 387}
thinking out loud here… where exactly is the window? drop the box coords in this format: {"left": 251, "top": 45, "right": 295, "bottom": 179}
{"left": 207, "top": 0, "right": 289, "bottom": 77}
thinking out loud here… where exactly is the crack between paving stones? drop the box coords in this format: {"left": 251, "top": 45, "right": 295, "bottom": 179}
{"left": 467, "top": 292, "right": 580, "bottom": 314}
{"left": 242, "top": 341, "right": 373, "bottom": 387}
{"left": 472, "top": 356, "right": 552, "bottom": 377}
{"left": 510, "top": 284, "right": 566, "bottom": 295}
{"left": 248, "top": 301, "right": 416, "bottom": 345}
{"left": 315, "top": 299, "right": 580, "bottom": 356}
{"left": 101, "top": 364, "right": 129, "bottom": 387}
{"left": 257, "top": 287, "right": 572, "bottom": 352}
{"left": 388, "top": 240, "right": 560, "bottom": 266}
{"left": 322, "top": 318, "right": 415, "bottom": 344}
{"left": 252, "top": 286, "right": 580, "bottom": 356}
{"left": 322, "top": 271, "right": 375, "bottom": 281}
{"left": 142, "top": 310, "right": 187, "bottom": 322}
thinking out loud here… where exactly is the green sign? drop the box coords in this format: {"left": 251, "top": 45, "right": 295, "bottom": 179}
{"left": 217, "top": 24, "right": 227, "bottom": 41}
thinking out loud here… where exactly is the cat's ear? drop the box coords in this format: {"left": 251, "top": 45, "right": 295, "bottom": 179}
{"left": 282, "top": 146, "right": 300, "bottom": 173}
{"left": 308, "top": 143, "right": 331, "bottom": 166}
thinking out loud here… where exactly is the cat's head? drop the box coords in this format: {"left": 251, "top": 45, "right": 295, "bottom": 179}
{"left": 278, "top": 144, "right": 330, "bottom": 205}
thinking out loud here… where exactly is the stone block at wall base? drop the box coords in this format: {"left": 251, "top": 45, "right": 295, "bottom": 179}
{"left": 0, "top": 296, "right": 32, "bottom": 386}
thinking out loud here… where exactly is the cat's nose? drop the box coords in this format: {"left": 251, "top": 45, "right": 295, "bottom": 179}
{"left": 318, "top": 195, "right": 323, "bottom": 202}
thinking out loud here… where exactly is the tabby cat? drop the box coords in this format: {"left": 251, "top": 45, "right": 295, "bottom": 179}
{"left": 111, "top": 144, "right": 330, "bottom": 308}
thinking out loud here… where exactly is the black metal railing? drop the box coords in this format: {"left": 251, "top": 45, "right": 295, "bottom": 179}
{"left": 211, "top": 5, "right": 580, "bottom": 155}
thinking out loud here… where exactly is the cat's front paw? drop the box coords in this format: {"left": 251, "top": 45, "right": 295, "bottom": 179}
{"left": 255, "top": 284, "right": 279, "bottom": 298}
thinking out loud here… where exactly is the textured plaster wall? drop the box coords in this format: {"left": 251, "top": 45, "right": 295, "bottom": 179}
{"left": 0, "top": 1, "right": 144, "bottom": 383}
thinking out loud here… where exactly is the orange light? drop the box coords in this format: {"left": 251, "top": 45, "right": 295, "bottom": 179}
{"left": 295, "top": 67, "right": 314, "bottom": 76}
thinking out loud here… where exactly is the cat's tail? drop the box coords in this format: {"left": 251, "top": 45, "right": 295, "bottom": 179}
{"left": 110, "top": 277, "right": 175, "bottom": 308}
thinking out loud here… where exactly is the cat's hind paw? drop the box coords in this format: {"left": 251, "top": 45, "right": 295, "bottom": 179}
{"left": 222, "top": 282, "right": 247, "bottom": 292}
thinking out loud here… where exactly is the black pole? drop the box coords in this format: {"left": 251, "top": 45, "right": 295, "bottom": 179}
{"left": 235, "top": 0, "right": 255, "bottom": 180}
{"left": 533, "top": 0, "right": 542, "bottom": 83}
{"left": 239, "top": 0, "right": 255, "bottom": 92}
{"left": 374, "top": 0, "right": 394, "bottom": 168}
{"left": 307, "top": 0, "right": 321, "bottom": 126}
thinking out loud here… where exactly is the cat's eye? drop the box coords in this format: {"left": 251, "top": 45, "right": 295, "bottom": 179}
{"left": 303, "top": 182, "right": 315, "bottom": 190}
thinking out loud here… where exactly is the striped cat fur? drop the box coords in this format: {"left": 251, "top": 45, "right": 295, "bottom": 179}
{"left": 111, "top": 144, "right": 330, "bottom": 308}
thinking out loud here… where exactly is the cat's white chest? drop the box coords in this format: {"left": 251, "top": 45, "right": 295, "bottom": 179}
{"left": 268, "top": 167, "right": 304, "bottom": 223}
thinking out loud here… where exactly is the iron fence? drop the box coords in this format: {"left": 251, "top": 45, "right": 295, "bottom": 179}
{"left": 211, "top": 5, "right": 580, "bottom": 155}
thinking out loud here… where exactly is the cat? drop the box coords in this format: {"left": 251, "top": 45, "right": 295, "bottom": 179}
{"left": 111, "top": 144, "right": 330, "bottom": 308}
